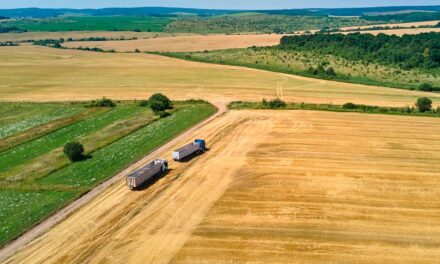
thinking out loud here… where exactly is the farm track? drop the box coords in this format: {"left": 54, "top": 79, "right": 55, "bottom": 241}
{"left": 4, "top": 109, "right": 440, "bottom": 263}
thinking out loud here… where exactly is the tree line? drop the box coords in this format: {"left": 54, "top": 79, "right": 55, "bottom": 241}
{"left": 280, "top": 32, "right": 440, "bottom": 70}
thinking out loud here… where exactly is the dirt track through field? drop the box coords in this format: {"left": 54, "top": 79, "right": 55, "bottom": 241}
{"left": 5, "top": 110, "right": 440, "bottom": 263}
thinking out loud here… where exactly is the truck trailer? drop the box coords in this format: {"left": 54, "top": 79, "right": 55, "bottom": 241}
{"left": 172, "top": 139, "right": 206, "bottom": 161}
{"left": 126, "top": 159, "right": 168, "bottom": 190}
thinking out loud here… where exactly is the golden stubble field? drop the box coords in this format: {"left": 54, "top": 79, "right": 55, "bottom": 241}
{"left": 1, "top": 46, "right": 439, "bottom": 107}
{"left": 6, "top": 110, "right": 440, "bottom": 264}
{"left": 62, "top": 34, "right": 283, "bottom": 52}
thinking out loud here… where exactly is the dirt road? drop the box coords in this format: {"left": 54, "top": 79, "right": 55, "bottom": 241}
{"left": 4, "top": 110, "right": 440, "bottom": 263}
{"left": 0, "top": 102, "right": 226, "bottom": 263}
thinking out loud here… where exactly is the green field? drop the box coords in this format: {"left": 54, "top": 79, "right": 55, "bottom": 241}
{"left": 0, "top": 100, "right": 216, "bottom": 246}
{"left": 162, "top": 47, "right": 440, "bottom": 91}
{"left": 1, "top": 16, "right": 171, "bottom": 32}
{"left": 0, "top": 103, "right": 84, "bottom": 139}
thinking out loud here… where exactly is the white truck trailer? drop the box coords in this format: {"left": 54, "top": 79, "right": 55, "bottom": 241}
{"left": 172, "top": 139, "right": 206, "bottom": 161}
{"left": 126, "top": 159, "right": 168, "bottom": 190}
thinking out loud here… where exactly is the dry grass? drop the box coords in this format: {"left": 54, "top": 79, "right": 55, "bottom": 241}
{"left": 62, "top": 34, "right": 283, "bottom": 52}
{"left": 1, "top": 46, "right": 439, "bottom": 107}
{"left": 6, "top": 110, "right": 440, "bottom": 264}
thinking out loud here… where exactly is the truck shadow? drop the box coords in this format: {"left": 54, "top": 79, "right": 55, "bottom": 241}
{"left": 133, "top": 169, "right": 174, "bottom": 191}
{"left": 176, "top": 148, "right": 210, "bottom": 163}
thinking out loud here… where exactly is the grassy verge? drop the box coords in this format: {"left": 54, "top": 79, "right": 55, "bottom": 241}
{"left": 229, "top": 101, "right": 440, "bottom": 117}
{"left": 0, "top": 100, "right": 216, "bottom": 247}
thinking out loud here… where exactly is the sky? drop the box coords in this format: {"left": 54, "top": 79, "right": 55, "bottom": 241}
{"left": 0, "top": 0, "right": 439, "bottom": 9}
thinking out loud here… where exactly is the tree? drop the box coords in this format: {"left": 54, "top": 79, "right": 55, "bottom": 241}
{"left": 419, "top": 83, "right": 433, "bottom": 92}
{"left": 63, "top": 142, "right": 84, "bottom": 162}
{"left": 416, "top": 97, "right": 432, "bottom": 112}
{"left": 149, "top": 93, "right": 171, "bottom": 112}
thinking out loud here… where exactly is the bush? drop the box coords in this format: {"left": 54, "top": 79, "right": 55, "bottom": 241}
{"left": 262, "top": 98, "right": 286, "bottom": 109}
{"left": 89, "top": 97, "right": 116, "bottom": 107}
{"left": 139, "top": 100, "right": 149, "bottom": 107}
{"left": 157, "top": 111, "right": 171, "bottom": 118}
{"left": 419, "top": 83, "right": 433, "bottom": 92}
{"left": 343, "top": 102, "right": 357, "bottom": 109}
{"left": 149, "top": 93, "right": 171, "bottom": 112}
{"left": 63, "top": 142, "right": 84, "bottom": 162}
{"left": 416, "top": 97, "right": 433, "bottom": 112}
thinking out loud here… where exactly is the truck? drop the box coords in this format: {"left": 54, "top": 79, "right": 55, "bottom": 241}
{"left": 172, "top": 139, "right": 206, "bottom": 161}
{"left": 126, "top": 159, "right": 168, "bottom": 190}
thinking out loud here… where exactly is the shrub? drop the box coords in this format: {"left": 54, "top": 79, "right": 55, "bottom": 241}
{"left": 266, "top": 98, "right": 286, "bottom": 109}
{"left": 419, "top": 83, "right": 433, "bottom": 92}
{"left": 157, "top": 111, "right": 171, "bottom": 118}
{"left": 149, "top": 93, "right": 171, "bottom": 112}
{"left": 89, "top": 97, "right": 116, "bottom": 107}
{"left": 63, "top": 142, "right": 84, "bottom": 162}
{"left": 416, "top": 97, "right": 433, "bottom": 112}
{"left": 343, "top": 102, "right": 357, "bottom": 109}
{"left": 139, "top": 100, "right": 149, "bottom": 107}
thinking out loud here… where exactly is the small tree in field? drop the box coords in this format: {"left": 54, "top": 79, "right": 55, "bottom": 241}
{"left": 416, "top": 97, "right": 432, "bottom": 113}
{"left": 419, "top": 83, "right": 433, "bottom": 92}
{"left": 149, "top": 93, "right": 171, "bottom": 112}
{"left": 63, "top": 142, "right": 84, "bottom": 162}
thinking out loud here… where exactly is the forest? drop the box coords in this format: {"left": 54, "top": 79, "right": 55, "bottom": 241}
{"left": 280, "top": 32, "right": 440, "bottom": 70}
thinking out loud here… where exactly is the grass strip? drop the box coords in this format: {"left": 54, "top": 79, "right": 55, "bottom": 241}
{"left": 0, "top": 107, "right": 103, "bottom": 153}
{"left": 0, "top": 106, "right": 142, "bottom": 173}
{"left": 229, "top": 101, "right": 440, "bottom": 117}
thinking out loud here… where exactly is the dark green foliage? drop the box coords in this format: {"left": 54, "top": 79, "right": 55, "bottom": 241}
{"left": 88, "top": 98, "right": 116, "bottom": 107}
{"left": 138, "top": 100, "right": 149, "bottom": 107}
{"left": 280, "top": 32, "right": 440, "bottom": 70}
{"left": 33, "top": 38, "right": 64, "bottom": 48}
{"left": 262, "top": 98, "right": 286, "bottom": 108}
{"left": 308, "top": 65, "right": 337, "bottom": 78}
{"left": 343, "top": 103, "right": 357, "bottom": 110}
{"left": 63, "top": 142, "right": 84, "bottom": 162}
{"left": 0, "top": 42, "right": 18, "bottom": 47}
{"left": 419, "top": 83, "right": 434, "bottom": 92}
{"left": 157, "top": 111, "right": 171, "bottom": 118}
{"left": 416, "top": 97, "right": 433, "bottom": 112}
{"left": 0, "top": 26, "right": 26, "bottom": 33}
{"left": 149, "top": 93, "right": 172, "bottom": 112}
{"left": 362, "top": 12, "right": 440, "bottom": 23}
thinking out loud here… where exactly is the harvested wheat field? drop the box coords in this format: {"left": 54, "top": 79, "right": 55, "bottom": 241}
{"left": 340, "top": 20, "right": 440, "bottom": 30}
{"left": 346, "top": 27, "right": 440, "bottom": 36}
{"left": 1, "top": 46, "right": 439, "bottom": 107}
{"left": 5, "top": 110, "right": 440, "bottom": 264}
{"left": 62, "top": 34, "right": 283, "bottom": 52}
